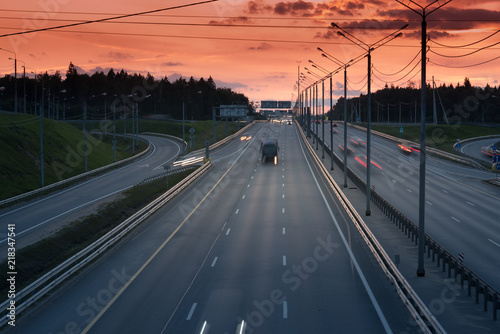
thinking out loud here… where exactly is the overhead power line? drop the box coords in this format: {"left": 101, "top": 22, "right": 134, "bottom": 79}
{"left": 430, "top": 29, "right": 500, "bottom": 48}
{"left": 372, "top": 49, "right": 421, "bottom": 76}
{"left": 429, "top": 40, "right": 500, "bottom": 58}
{"left": 0, "top": 0, "right": 218, "bottom": 38}
{"left": 429, "top": 55, "right": 500, "bottom": 68}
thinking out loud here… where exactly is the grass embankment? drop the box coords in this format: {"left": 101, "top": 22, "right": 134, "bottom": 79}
{"left": 370, "top": 124, "right": 500, "bottom": 153}
{"left": 0, "top": 113, "right": 147, "bottom": 200}
{"left": 1, "top": 115, "right": 244, "bottom": 201}
{"left": 0, "top": 169, "right": 194, "bottom": 295}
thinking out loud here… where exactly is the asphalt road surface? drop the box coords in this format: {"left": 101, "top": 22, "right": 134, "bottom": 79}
{"left": 11, "top": 122, "right": 414, "bottom": 333}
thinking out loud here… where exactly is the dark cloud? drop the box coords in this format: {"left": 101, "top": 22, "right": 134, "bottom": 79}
{"left": 108, "top": 51, "right": 134, "bottom": 61}
{"left": 209, "top": 16, "right": 252, "bottom": 25}
{"left": 274, "top": 0, "right": 316, "bottom": 16}
{"left": 162, "top": 62, "right": 183, "bottom": 67}
{"left": 248, "top": 42, "right": 273, "bottom": 50}
{"left": 315, "top": 19, "right": 411, "bottom": 40}
{"left": 246, "top": 0, "right": 273, "bottom": 14}
{"left": 244, "top": 0, "right": 371, "bottom": 17}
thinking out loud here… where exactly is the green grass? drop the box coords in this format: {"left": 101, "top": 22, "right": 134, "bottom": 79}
{"left": 0, "top": 114, "right": 245, "bottom": 201}
{"left": 0, "top": 114, "right": 147, "bottom": 200}
{"left": 370, "top": 124, "right": 500, "bottom": 153}
{"left": 0, "top": 168, "right": 195, "bottom": 295}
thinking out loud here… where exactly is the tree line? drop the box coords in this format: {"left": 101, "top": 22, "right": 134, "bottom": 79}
{"left": 0, "top": 62, "right": 251, "bottom": 120}
{"left": 327, "top": 78, "right": 500, "bottom": 124}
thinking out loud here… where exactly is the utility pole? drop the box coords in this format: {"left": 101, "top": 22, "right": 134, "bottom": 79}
{"left": 395, "top": 0, "right": 452, "bottom": 277}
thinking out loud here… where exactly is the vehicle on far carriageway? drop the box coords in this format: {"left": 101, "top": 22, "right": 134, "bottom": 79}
{"left": 398, "top": 141, "right": 420, "bottom": 154}
{"left": 481, "top": 141, "right": 500, "bottom": 157}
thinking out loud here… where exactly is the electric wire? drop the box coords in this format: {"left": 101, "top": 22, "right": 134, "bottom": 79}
{"left": 0, "top": 16, "right": 332, "bottom": 30}
{"left": 0, "top": 27, "right": 356, "bottom": 47}
{"left": 346, "top": 72, "right": 368, "bottom": 86}
{"left": 428, "top": 40, "right": 500, "bottom": 58}
{"left": 429, "top": 29, "right": 500, "bottom": 48}
{"left": 0, "top": 0, "right": 218, "bottom": 38}
{"left": 372, "top": 49, "right": 421, "bottom": 76}
{"left": 372, "top": 59, "right": 421, "bottom": 85}
{"left": 429, "top": 54, "right": 500, "bottom": 68}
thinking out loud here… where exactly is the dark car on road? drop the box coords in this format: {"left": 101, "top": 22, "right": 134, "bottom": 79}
{"left": 260, "top": 139, "right": 279, "bottom": 164}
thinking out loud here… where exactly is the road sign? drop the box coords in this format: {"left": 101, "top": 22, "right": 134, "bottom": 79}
{"left": 189, "top": 127, "right": 196, "bottom": 134}
{"left": 493, "top": 155, "right": 500, "bottom": 164}
{"left": 492, "top": 145, "right": 497, "bottom": 151}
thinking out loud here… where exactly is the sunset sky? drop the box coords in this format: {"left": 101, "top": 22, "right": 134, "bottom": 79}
{"left": 1, "top": 0, "right": 499, "bottom": 106}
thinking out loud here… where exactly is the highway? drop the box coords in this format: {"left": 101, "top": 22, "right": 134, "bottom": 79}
{"left": 12, "top": 122, "right": 414, "bottom": 333}
{"left": 309, "top": 121, "right": 500, "bottom": 290}
{"left": 0, "top": 135, "right": 182, "bottom": 254}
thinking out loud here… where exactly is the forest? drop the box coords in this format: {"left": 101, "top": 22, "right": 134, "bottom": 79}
{"left": 324, "top": 78, "right": 500, "bottom": 124}
{"left": 0, "top": 62, "right": 251, "bottom": 121}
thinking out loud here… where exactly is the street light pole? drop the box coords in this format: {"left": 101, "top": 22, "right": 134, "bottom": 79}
{"left": 297, "top": 61, "right": 301, "bottom": 125}
{"left": 332, "top": 22, "right": 408, "bottom": 216}
{"left": 113, "top": 101, "right": 116, "bottom": 162}
{"left": 1, "top": 49, "right": 17, "bottom": 113}
{"left": 28, "top": 69, "right": 37, "bottom": 115}
{"left": 40, "top": 90, "right": 44, "bottom": 187}
{"left": 395, "top": 0, "right": 452, "bottom": 278}
{"left": 19, "top": 61, "right": 26, "bottom": 114}
{"left": 83, "top": 99, "right": 88, "bottom": 172}
{"left": 318, "top": 47, "right": 354, "bottom": 181}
